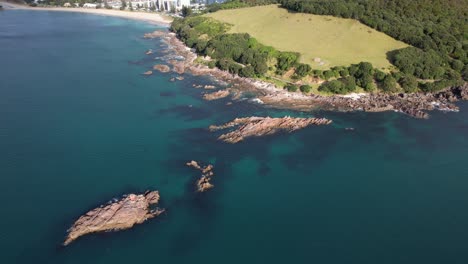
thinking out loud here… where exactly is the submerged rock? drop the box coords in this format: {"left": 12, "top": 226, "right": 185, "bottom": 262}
{"left": 187, "top": 161, "right": 215, "bottom": 192}
{"left": 63, "top": 190, "right": 164, "bottom": 246}
{"left": 143, "top": 30, "right": 166, "bottom": 39}
{"left": 142, "top": 70, "right": 153, "bottom": 76}
{"left": 209, "top": 116, "right": 332, "bottom": 143}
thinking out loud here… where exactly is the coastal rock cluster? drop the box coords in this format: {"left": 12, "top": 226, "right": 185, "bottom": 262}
{"left": 209, "top": 116, "right": 332, "bottom": 143}
{"left": 153, "top": 64, "right": 171, "bottom": 73}
{"left": 63, "top": 191, "right": 164, "bottom": 246}
{"left": 186, "top": 160, "right": 215, "bottom": 192}
{"left": 203, "top": 89, "right": 231, "bottom": 101}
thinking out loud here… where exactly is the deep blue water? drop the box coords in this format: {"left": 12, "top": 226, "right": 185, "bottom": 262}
{"left": 1, "top": 10, "right": 468, "bottom": 264}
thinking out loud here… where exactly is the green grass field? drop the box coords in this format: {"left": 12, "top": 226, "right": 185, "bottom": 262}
{"left": 206, "top": 5, "right": 408, "bottom": 69}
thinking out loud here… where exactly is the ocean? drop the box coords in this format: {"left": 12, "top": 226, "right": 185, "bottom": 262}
{"left": 1, "top": 9, "right": 467, "bottom": 264}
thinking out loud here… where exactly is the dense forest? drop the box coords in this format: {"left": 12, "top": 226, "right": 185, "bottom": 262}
{"left": 179, "top": 0, "right": 467, "bottom": 94}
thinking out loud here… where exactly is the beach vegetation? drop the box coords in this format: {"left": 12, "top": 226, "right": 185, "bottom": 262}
{"left": 182, "top": 6, "right": 193, "bottom": 17}
{"left": 285, "top": 84, "right": 298, "bottom": 92}
{"left": 300, "top": 84, "right": 312, "bottom": 93}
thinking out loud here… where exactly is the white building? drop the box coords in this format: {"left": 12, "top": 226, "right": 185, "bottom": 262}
{"left": 155, "top": 0, "right": 190, "bottom": 12}
{"left": 83, "top": 3, "right": 98, "bottom": 8}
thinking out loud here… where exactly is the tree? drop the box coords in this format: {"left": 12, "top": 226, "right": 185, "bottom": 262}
{"left": 381, "top": 75, "right": 398, "bottom": 93}
{"left": 462, "top": 66, "right": 468, "bottom": 81}
{"left": 451, "top": 60, "right": 464, "bottom": 71}
{"left": 323, "top": 70, "right": 335, "bottom": 80}
{"left": 285, "top": 84, "right": 298, "bottom": 92}
{"left": 182, "top": 6, "right": 193, "bottom": 17}
{"left": 277, "top": 52, "right": 299, "bottom": 72}
{"left": 120, "top": 0, "right": 126, "bottom": 10}
{"left": 341, "top": 76, "right": 356, "bottom": 92}
{"left": 399, "top": 75, "right": 418, "bottom": 93}
{"left": 339, "top": 68, "right": 349, "bottom": 77}
{"left": 240, "top": 66, "right": 255, "bottom": 78}
{"left": 374, "top": 70, "right": 386, "bottom": 82}
{"left": 295, "top": 63, "right": 311, "bottom": 77}
{"left": 318, "top": 80, "right": 345, "bottom": 94}
{"left": 300, "top": 84, "right": 312, "bottom": 93}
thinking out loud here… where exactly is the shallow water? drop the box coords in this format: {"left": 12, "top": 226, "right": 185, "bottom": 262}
{"left": 1, "top": 10, "right": 468, "bottom": 264}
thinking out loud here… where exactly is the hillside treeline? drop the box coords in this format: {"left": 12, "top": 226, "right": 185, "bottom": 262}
{"left": 171, "top": 16, "right": 300, "bottom": 78}
{"left": 278, "top": 0, "right": 467, "bottom": 81}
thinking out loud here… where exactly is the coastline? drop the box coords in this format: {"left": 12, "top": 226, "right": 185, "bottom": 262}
{"left": 4, "top": 2, "right": 466, "bottom": 118}
{"left": 0, "top": 1, "right": 172, "bottom": 25}
{"left": 151, "top": 30, "right": 468, "bottom": 119}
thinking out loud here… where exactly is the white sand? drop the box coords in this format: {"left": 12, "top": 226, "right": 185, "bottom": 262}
{"left": 0, "top": 1, "right": 172, "bottom": 25}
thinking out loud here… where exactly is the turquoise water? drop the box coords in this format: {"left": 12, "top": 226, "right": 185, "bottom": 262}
{"left": 1, "top": 10, "right": 468, "bottom": 264}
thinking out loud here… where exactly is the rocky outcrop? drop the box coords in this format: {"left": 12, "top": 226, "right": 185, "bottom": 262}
{"left": 204, "top": 85, "right": 216, "bottom": 89}
{"left": 142, "top": 70, "right": 153, "bottom": 76}
{"left": 153, "top": 64, "right": 171, "bottom": 73}
{"left": 186, "top": 161, "right": 215, "bottom": 192}
{"left": 209, "top": 116, "right": 332, "bottom": 143}
{"left": 64, "top": 191, "right": 164, "bottom": 246}
{"left": 145, "top": 49, "right": 153, "bottom": 55}
{"left": 203, "top": 89, "right": 230, "bottom": 101}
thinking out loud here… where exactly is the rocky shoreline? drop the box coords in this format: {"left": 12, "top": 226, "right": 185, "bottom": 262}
{"left": 148, "top": 30, "right": 467, "bottom": 119}
{"left": 63, "top": 191, "right": 164, "bottom": 246}
{"left": 209, "top": 116, "right": 332, "bottom": 143}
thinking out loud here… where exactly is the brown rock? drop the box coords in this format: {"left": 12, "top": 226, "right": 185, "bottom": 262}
{"left": 142, "top": 71, "right": 153, "bottom": 76}
{"left": 209, "top": 116, "right": 332, "bottom": 143}
{"left": 187, "top": 161, "right": 215, "bottom": 192}
{"left": 63, "top": 191, "right": 164, "bottom": 246}
{"left": 203, "top": 89, "right": 230, "bottom": 101}
{"left": 204, "top": 85, "right": 216, "bottom": 90}
{"left": 153, "top": 64, "right": 171, "bottom": 73}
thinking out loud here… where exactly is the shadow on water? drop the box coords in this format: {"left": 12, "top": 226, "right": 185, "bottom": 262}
{"left": 155, "top": 105, "right": 213, "bottom": 121}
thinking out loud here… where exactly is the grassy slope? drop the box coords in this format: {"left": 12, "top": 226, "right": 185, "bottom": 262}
{"left": 206, "top": 5, "right": 408, "bottom": 70}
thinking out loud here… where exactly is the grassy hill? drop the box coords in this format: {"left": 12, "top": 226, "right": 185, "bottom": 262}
{"left": 206, "top": 5, "right": 408, "bottom": 70}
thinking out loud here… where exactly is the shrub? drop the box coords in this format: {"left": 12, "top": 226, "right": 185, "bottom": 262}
{"left": 240, "top": 66, "right": 255, "bottom": 78}
{"left": 381, "top": 75, "right": 398, "bottom": 93}
{"left": 300, "top": 84, "right": 312, "bottom": 93}
{"left": 399, "top": 75, "right": 418, "bottom": 93}
{"left": 295, "top": 63, "right": 312, "bottom": 77}
{"left": 318, "top": 80, "right": 345, "bottom": 94}
{"left": 285, "top": 84, "right": 299, "bottom": 92}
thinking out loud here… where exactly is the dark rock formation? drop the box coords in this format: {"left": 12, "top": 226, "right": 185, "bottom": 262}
{"left": 63, "top": 191, "right": 164, "bottom": 246}
{"left": 209, "top": 116, "right": 332, "bottom": 143}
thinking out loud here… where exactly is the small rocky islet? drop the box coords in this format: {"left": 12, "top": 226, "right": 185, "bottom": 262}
{"left": 209, "top": 116, "right": 332, "bottom": 143}
{"left": 63, "top": 191, "right": 164, "bottom": 246}
{"left": 186, "top": 160, "right": 215, "bottom": 192}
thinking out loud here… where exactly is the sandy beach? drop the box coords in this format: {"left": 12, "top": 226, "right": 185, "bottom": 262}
{"left": 0, "top": 1, "right": 172, "bottom": 25}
